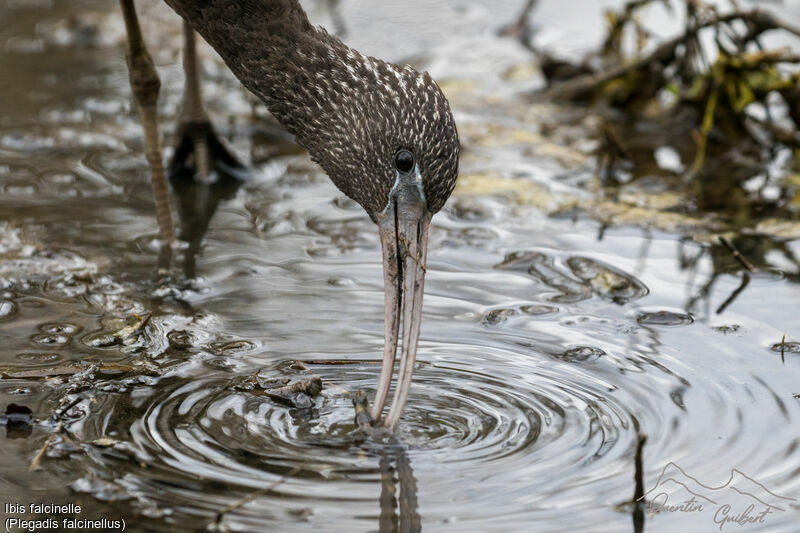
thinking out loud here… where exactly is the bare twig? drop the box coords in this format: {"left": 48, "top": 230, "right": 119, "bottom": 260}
{"left": 500, "top": 0, "right": 539, "bottom": 39}
{"left": 212, "top": 464, "right": 304, "bottom": 529}
{"left": 633, "top": 432, "right": 647, "bottom": 503}
{"left": 719, "top": 236, "right": 756, "bottom": 272}
{"left": 633, "top": 432, "right": 647, "bottom": 533}
{"left": 50, "top": 396, "right": 83, "bottom": 424}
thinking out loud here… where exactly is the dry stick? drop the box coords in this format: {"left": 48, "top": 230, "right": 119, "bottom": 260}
{"left": 499, "top": 0, "right": 539, "bottom": 39}
{"left": 743, "top": 52, "right": 800, "bottom": 64}
{"left": 602, "top": 0, "right": 660, "bottom": 57}
{"left": 719, "top": 236, "right": 756, "bottom": 272}
{"left": 545, "top": 9, "right": 800, "bottom": 100}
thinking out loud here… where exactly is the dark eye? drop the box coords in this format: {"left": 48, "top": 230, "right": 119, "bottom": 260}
{"left": 395, "top": 150, "right": 415, "bottom": 174}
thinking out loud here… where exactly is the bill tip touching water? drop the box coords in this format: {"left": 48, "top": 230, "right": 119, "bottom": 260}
{"left": 127, "top": 0, "right": 460, "bottom": 428}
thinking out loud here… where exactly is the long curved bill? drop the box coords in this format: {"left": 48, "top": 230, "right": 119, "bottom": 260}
{"left": 368, "top": 182, "right": 431, "bottom": 430}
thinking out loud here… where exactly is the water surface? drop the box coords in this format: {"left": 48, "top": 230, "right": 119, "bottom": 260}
{"left": 1, "top": 1, "right": 799, "bottom": 531}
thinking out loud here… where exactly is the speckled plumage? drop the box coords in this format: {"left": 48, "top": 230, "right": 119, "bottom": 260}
{"left": 163, "top": 0, "right": 459, "bottom": 216}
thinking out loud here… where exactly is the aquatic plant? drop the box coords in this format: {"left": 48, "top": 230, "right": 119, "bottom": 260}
{"left": 527, "top": 0, "right": 800, "bottom": 221}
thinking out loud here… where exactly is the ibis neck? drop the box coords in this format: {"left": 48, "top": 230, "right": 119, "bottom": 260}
{"left": 163, "top": 0, "right": 348, "bottom": 145}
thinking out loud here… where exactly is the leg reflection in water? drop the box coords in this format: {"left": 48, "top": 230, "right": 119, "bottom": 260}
{"left": 168, "top": 142, "right": 246, "bottom": 279}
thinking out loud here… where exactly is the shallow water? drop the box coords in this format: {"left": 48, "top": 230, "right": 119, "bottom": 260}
{"left": 1, "top": 1, "right": 799, "bottom": 532}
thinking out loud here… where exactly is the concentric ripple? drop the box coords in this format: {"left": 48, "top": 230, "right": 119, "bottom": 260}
{"left": 66, "top": 327, "right": 690, "bottom": 531}
{"left": 3, "top": 1, "right": 800, "bottom": 532}
{"left": 40, "top": 225, "right": 800, "bottom": 532}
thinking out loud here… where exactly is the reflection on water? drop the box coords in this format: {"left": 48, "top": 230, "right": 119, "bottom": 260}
{"left": 379, "top": 445, "right": 421, "bottom": 533}
{"left": 1, "top": 0, "right": 799, "bottom": 532}
{"left": 168, "top": 128, "right": 247, "bottom": 279}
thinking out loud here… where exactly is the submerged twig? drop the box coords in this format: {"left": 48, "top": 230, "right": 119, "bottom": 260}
{"left": 633, "top": 432, "right": 647, "bottom": 533}
{"left": 719, "top": 236, "right": 756, "bottom": 272}
{"left": 633, "top": 432, "right": 647, "bottom": 504}
{"left": 50, "top": 396, "right": 83, "bottom": 424}
{"left": 211, "top": 464, "right": 304, "bottom": 530}
{"left": 31, "top": 396, "right": 86, "bottom": 471}
{"left": 30, "top": 421, "right": 63, "bottom": 471}
{"left": 299, "top": 359, "right": 382, "bottom": 366}
{"left": 715, "top": 272, "right": 750, "bottom": 314}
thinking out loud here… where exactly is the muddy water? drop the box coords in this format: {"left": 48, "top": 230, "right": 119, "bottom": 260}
{"left": 1, "top": 1, "right": 799, "bottom": 532}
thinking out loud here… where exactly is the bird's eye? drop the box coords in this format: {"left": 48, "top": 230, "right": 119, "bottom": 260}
{"left": 395, "top": 150, "right": 415, "bottom": 174}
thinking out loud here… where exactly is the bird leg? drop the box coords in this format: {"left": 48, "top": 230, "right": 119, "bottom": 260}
{"left": 169, "top": 22, "right": 245, "bottom": 186}
{"left": 175, "top": 21, "right": 212, "bottom": 182}
{"left": 119, "top": 0, "right": 174, "bottom": 270}
{"left": 167, "top": 22, "right": 247, "bottom": 278}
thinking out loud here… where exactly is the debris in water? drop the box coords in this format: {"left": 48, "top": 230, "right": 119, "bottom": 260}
{"left": 352, "top": 391, "right": 373, "bottom": 430}
{"left": 481, "top": 308, "right": 518, "bottom": 326}
{"left": 566, "top": 256, "right": 649, "bottom": 304}
{"left": 210, "top": 340, "right": 256, "bottom": 356}
{"left": 30, "top": 421, "right": 62, "bottom": 471}
{"left": 82, "top": 312, "right": 152, "bottom": 348}
{"left": 0, "top": 362, "right": 136, "bottom": 380}
{"left": 771, "top": 336, "right": 799, "bottom": 363}
{"left": 556, "top": 346, "right": 606, "bottom": 363}
{"left": 636, "top": 310, "right": 694, "bottom": 326}
{"left": 712, "top": 324, "right": 740, "bottom": 334}
{"left": 231, "top": 369, "right": 323, "bottom": 409}
{"left": 91, "top": 437, "right": 118, "bottom": 448}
